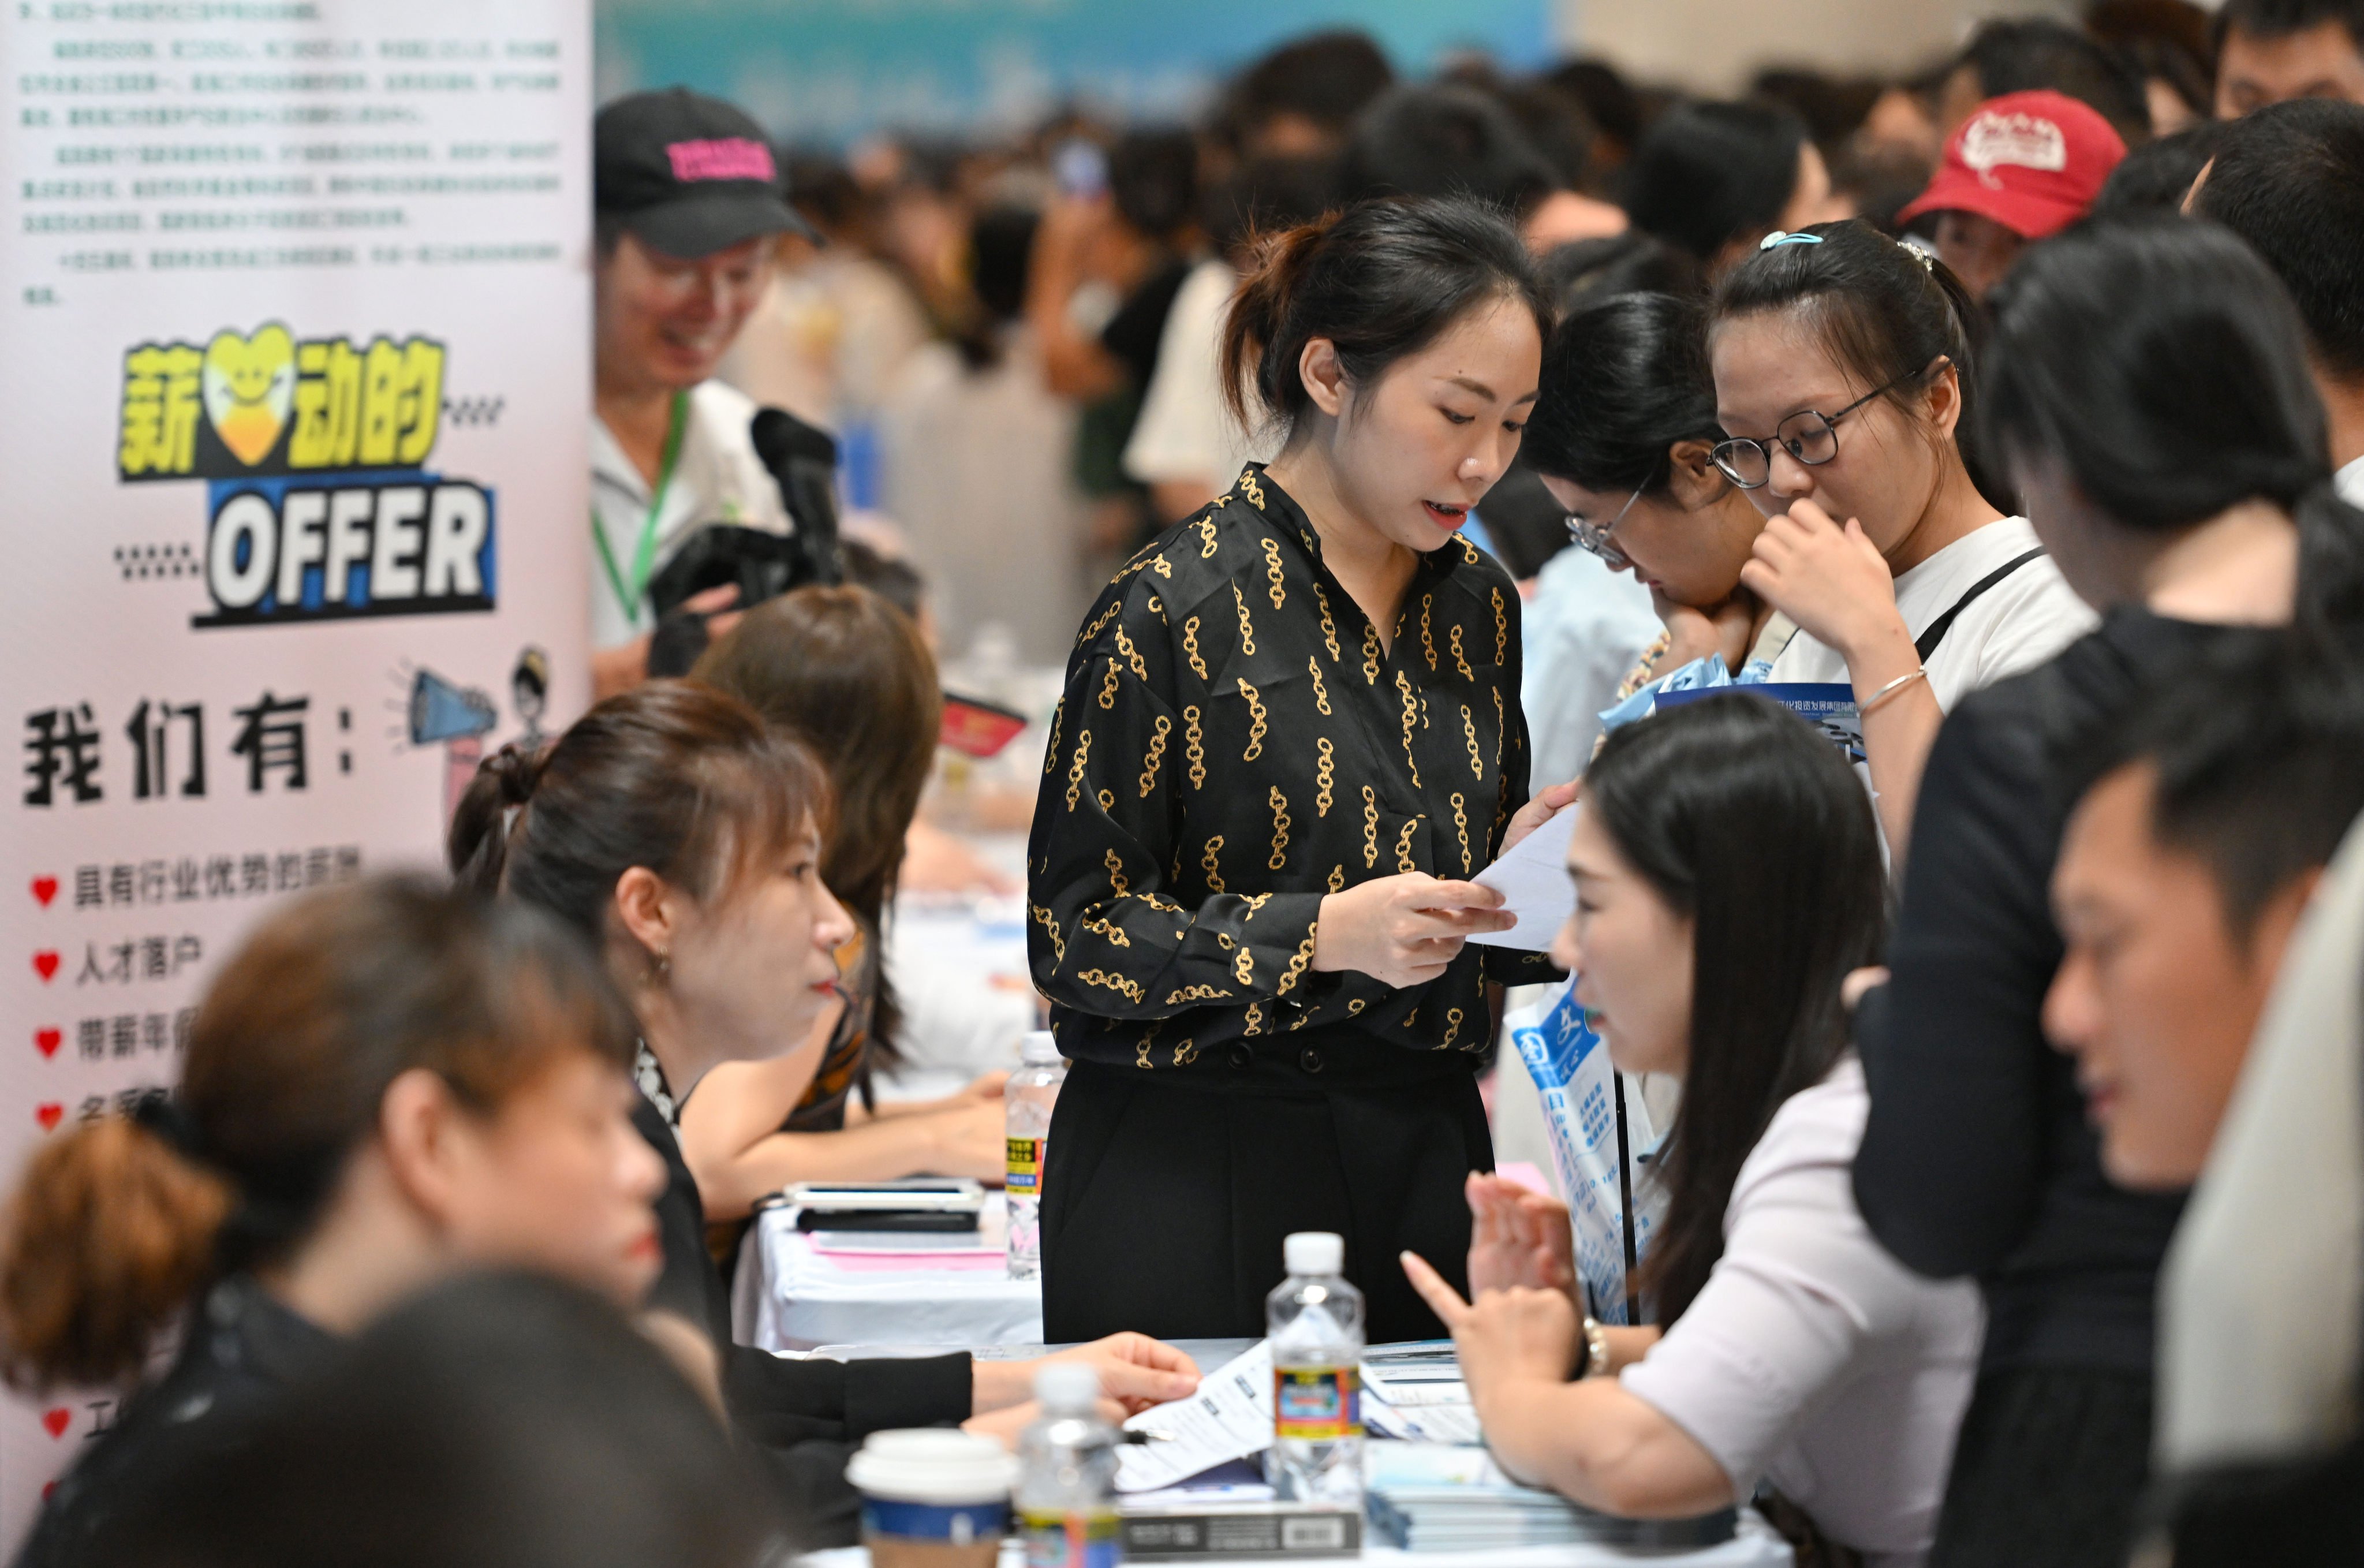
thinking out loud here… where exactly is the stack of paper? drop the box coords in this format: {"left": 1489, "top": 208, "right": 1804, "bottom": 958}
{"left": 1364, "top": 1443, "right": 1735, "bottom": 1552}
{"left": 1359, "top": 1342, "right": 1481, "bottom": 1446}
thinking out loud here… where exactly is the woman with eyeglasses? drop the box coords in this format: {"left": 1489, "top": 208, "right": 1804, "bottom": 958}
{"left": 1523, "top": 290, "right": 1791, "bottom": 710}
{"left": 1705, "top": 220, "right": 2094, "bottom": 859}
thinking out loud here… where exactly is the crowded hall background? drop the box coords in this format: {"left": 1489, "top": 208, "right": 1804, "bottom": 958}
{"left": 5, "top": 0, "right": 2364, "bottom": 1565}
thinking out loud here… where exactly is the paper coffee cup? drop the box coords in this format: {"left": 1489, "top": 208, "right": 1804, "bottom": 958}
{"left": 847, "top": 1429, "right": 1017, "bottom": 1568}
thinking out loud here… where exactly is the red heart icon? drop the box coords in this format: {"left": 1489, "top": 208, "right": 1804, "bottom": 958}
{"left": 40, "top": 1408, "right": 68, "bottom": 1439}
{"left": 29, "top": 877, "right": 57, "bottom": 908}
{"left": 35, "top": 1104, "right": 62, "bottom": 1132}
{"left": 34, "top": 1029, "right": 60, "bottom": 1058}
{"left": 32, "top": 951, "right": 59, "bottom": 982}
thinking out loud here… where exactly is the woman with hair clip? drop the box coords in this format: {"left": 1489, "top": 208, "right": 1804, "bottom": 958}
{"left": 0, "top": 877, "right": 671, "bottom": 1568}
{"left": 1705, "top": 219, "right": 2095, "bottom": 860}
{"left": 1850, "top": 216, "right": 2364, "bottom": 1568}
{"left": 449, "top": 681, "right": 1197, "bottom": 1535}
{"left": 1026, "top": 195, "right": 1572, "bottom": 1344}
{"left": 1522, "top": 291, "right": 1789, "bottom": 714}
{"left": 1402, "top": 695, "right": 1983, "bottom": 1567}
{"left": 681, "top": 585, "right": 1006, "bottom": 1220}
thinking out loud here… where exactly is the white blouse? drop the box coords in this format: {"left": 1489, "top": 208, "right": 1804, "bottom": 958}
{"left": 1619, "top": 1055, "right": 1984, "bottom": 1567}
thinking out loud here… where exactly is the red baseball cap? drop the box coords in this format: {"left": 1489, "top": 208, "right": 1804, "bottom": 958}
{"left": 1898, "top": 90, "right": 2128, "bottom": 240}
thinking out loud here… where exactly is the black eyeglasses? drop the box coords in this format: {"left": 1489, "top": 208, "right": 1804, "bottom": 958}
{"left": 1565, "top": 483, "right": 1644, "bottom": 570}
{"left": 1709, "top": 363, "right": 1937, "bottom": 490}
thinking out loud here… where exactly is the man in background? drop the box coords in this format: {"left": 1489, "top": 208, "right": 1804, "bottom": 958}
{"left": 2215, "top": 0, "right": 2364, "bottom": 115}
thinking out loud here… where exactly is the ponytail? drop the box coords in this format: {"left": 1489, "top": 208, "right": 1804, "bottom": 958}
{"left": 449, "top": 741, "right": 546, "bottom": 896}
{"left": 2294, "top": 479, "right": 2364, "bottom": 637}
{"left": 0, "top": 1112, "right": 231, "bottom": 1390}
{"left": 1217, "top": 195, "right": 1550, "bottom": 444}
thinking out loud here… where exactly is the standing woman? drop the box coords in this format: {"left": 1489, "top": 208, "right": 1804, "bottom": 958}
{"left": 1028, "top": 197, "right": 1567, "bottom": 1345}
{"left": 1706, "top": 219, "right": 2095, "bottom": 858}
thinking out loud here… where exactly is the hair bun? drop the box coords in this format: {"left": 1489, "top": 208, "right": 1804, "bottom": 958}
{"left": 481, "top": 742, "right": 546, "bottom": 808}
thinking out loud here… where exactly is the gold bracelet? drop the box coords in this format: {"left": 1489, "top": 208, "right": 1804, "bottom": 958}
{"left": 1581, "top": 1315, "right": 1611, "bottom": 1379}
{"left": 1857, "top": 666, "right": 1928, "bottom": 718}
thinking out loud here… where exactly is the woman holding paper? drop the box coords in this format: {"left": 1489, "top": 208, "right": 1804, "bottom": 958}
{"left": 1025, "top": 196, "right": 1571, "bottom": 1344}
{"left": 1403, "top": 695, "right": 1982, "bottom": 1566}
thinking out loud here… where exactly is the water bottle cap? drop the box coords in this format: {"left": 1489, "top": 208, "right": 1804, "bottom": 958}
{"left": 1034, "top": 1360, "right": 1101, "bottom": 1412}
{"left": 1019, "top": 1032, "right": 1063, "bottom": 1066}
{"left": 1284, "top": 1231, "right": 1343, "bottom": 1276}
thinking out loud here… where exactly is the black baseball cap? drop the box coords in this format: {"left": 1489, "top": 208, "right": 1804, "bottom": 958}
{"left": 595, "top": 87, "right": 817, "bottom": 258}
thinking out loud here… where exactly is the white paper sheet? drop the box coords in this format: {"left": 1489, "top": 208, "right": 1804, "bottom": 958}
{"left": 1469, "top": 805, "right": 1577, "bottom": 950}
{"left": 1115, "top": 1341, "right": 1276, "bottom": 1493}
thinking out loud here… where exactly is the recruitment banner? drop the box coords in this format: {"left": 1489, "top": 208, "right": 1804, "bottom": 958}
{"left": 0, "top": 2, "right": 590, "bottom": 1541}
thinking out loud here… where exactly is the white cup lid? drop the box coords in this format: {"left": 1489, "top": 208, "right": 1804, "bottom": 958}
{"left": 846, "top": 1429, "right": 1018, "bottom": 1504}
{"left": 1284, "top": 1231, "right": 1343, "bottom": 1275}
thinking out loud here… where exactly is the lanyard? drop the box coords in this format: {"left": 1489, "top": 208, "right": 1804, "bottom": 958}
{"left": 593, "top": 390, "right": 689, "bottom": 627}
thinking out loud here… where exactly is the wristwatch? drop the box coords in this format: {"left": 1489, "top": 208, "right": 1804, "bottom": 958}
{"left": 1580, "top": 1315, "right": 1612, "bottom": 1380}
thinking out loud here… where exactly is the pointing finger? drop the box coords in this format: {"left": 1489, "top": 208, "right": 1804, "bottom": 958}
{"left": 1399, "top": 1250, "right": 1474, "bottom": 1328}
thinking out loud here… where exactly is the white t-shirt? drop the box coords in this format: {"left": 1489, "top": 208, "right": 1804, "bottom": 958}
{"left": 589, "top": 379, "right": 791, "bottom": 650}
{"left": 1121, "top": 257, "right": 1274, "bottom": 501}
{"left": 2335, "top": 453, "right": 2364, "bottom": 509}
{"left": 1619, "top": 1056, "right": 1984, "bottom": 1567}
{"left": 1522, "top": 546, "right": 1661, "bottom": 790}
{"left": 1767, "top": 516, "right": 2097, "bottom": 711}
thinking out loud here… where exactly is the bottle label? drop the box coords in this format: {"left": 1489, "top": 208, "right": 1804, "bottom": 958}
{"left": 1020, "top": 1506, "right": 1120, "bottom": 1568}
{"left": 1273, "top": 1366, "right": 1362, "bottom": 1441}
{"left": 1006, "top": 1135, "right": 1045, "bottom": 1194}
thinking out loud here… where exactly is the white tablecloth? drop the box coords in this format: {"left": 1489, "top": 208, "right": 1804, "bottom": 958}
{"left": 734, "top": 1195, "right": 1043, "bottom": 1352}
{"left": 798, "top": 1525, "right": 1794, "bottom": 1568}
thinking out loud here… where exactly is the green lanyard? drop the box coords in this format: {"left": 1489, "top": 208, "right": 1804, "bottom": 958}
{"left": 593, "top": 390, "right": 688, "bottom": 628}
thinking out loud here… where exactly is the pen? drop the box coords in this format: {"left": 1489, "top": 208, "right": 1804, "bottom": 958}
{"left": 1120, "top": 1429, "right": 1175, "bottom": 1444}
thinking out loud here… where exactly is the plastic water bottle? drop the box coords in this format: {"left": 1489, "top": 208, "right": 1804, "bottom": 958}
{"left": 1018, "top": 1362, "right": 1122, "bottom": 1568}
{"left": 1006, "top": 1031, "right": 1066, "bottom": 1279}
{"left": 1266, "top": 1231, "right": 1365, "bottom": 1506}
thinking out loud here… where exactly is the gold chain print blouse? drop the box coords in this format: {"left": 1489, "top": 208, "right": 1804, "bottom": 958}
{"left": 1026, "top": 465, "right": 1561, "bottom": 1070}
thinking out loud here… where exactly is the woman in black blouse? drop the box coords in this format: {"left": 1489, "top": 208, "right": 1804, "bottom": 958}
{"left": 1028, "top": 197, "right": 1568, "bottom": 1342}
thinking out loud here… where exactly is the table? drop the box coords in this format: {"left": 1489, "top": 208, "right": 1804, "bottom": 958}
{"left": 734, "top": 1194, "right": 1043, "bottom": 1352}
{"left": 798, "top": 1525, "right": 1794, "bottom": 1568}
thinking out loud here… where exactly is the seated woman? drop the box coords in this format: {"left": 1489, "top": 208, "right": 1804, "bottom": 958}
{"left": 1402, "top": 694, "right": 1983, "bottom": 1566}
{"left": 449, "top": 682, "right": 1196, "bottom": 1535}
{"left": 1, "top": 876, "right": 673, "bottom": 1567}
{"left": 682, "top": 586, "right": 1005, "bottom": 1224}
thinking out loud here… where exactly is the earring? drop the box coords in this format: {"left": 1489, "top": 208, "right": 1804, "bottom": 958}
{"left": 649, "top": 948, "right": 671, "bottom": 983}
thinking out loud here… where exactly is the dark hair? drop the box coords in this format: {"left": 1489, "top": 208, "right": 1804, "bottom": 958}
{"left": 2217, "top": 0, "right": 2364, "bottom": 50}
{"left": 1548, "top": 58, "right": 1645, "bottom": 156}
{"left": 1584, "top": 695, "right": 1887, "bottom": 1323}
{"left": 1205, "top": 153, "right": 1342, "bottom": 260}
{"left": 1109, "top": 127, "right": 1201, "bottom": 243}
{"left": 1982, "top": 214, "right": 2364, "bottom": 631}
{"left": 1750, "top": 68, "right": 1885, "bottom": 147}
{"left": 450, "top": 681, "right": 832, "bottom": 951}
{"left": 1525, "top": 292, "right": 1719, "bottom": 498}
{"left": 2193, "top": 99, "right": 2364, "bottom": 380}
{"left": 783, "top": 151, "right": 865, "bottom": 234}
{"left": 1539, "top": 231, "right": 1707, "bottom": 307}
{"left": 693, "top": 586, "right": 941, "bottom": 1066}
{"left": 1220, "top": 195, "right": 1551, "bottom": 438}
{"left": 1493, "top": 79, "right": 1600, "bottom": 192}
{"left": 1226, "top": 29, "right": 1395, "bottom": 142}
{"left": 0, "top": 879, "right": 630, "bottom": 1392}
{"left": 2077, "top": 632, "right": 2364, "bottom": 938}
{"left": 1960, "top": 17, "right": 2152, "bottom": 144}
{"left": 2090, "top": 119, "right": 2233, "bottom": 214}
{"left": 957, "top": 203, "right": 1040, "bottom": 371}
{"left": 1623, "top": 100, "right": 1810, "bottom": 266}
{"left": 106, "top": 1272, "right": 787, "bottom": 1568}
{"left": 1712, "top": 218, "right": 2003, "bottom": 503}
{"left": 1339, "top": 84, "right": 1558, "bottom": 215}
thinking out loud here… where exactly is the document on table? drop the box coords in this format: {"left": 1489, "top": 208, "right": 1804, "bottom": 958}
{"left": 1115, "top": 1341, "right": 1275, "bottom": 1493}
{"left": 1468, "top": 803, "right": 1576, "bottom": 950}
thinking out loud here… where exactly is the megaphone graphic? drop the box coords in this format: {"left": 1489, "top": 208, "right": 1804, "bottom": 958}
{"left": 409, "top": 666, "right": 499, "bottom": 746}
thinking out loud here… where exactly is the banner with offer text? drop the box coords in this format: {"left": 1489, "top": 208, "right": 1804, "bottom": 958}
{"left": 1, "top": 3, "right": 590, "bottom": 1542}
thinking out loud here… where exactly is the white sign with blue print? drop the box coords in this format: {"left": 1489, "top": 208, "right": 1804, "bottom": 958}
{"left": 1504, "top": 978, "right": 1667, "bottom": 1327}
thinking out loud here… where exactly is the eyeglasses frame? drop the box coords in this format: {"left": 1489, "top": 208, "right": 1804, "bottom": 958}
{"left": 1709, "top": 360, "right": 1943, "bottom": 490}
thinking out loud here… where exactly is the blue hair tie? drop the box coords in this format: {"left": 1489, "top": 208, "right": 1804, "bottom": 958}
{"left": 1760, "top": 230, "right": 1824, "bottom": 250}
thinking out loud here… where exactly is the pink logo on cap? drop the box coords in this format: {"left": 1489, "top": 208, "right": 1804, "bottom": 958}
{"left": 667, "top": 137, "right": 775, "bottom": 184}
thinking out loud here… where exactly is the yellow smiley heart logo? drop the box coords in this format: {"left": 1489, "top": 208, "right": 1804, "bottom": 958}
{"left": 201, "top": 324, "right": 295, "bottom": 466}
